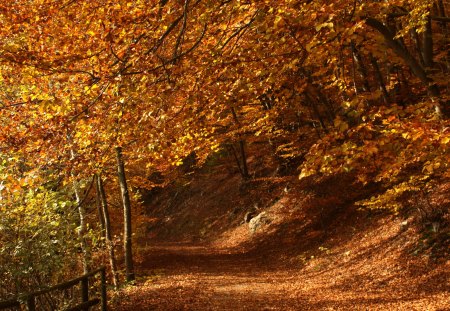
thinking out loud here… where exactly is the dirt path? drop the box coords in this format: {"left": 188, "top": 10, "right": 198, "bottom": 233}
{"left": 114, "top": 241, "right": 449, "bottom": 311}
{"left": 115, "top": 242, "right": 300, "bottom": 310}
{"left": 114, "top": 174, "right": 449, "bottom": 310}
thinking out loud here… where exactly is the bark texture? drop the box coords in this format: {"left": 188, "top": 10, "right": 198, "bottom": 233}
{"left": 116, "top": 147, "right": 135, "bottom": 282}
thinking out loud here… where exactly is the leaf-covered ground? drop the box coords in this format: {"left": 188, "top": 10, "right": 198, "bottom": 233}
{"left": 114, "top": 157, "right": 449, "bottom": 310}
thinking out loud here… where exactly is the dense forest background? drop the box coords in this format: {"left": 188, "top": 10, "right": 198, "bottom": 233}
{"left": 0, "top": 0, "right": 449, "bottom": 308}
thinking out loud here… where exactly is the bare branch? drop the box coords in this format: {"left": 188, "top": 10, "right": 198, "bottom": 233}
{"left": 173, "top": 0, "right": 190, "bottom": 58}
{"left": 221, "top": 10, "right": 259, "bottom": 50}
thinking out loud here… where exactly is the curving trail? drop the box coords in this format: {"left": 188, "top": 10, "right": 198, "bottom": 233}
{"left": 114, "top": 174, "right": 450, "bottom": 310}
{"left": 114, "top": 240, "right": 449, "bottom": 311}
{"left": 116, "top": 243, "right": 304, "bottom": 310}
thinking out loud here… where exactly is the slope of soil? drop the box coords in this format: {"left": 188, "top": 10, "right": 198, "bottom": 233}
{"left": 115, "top": 153, "right": 449, "bottom": 310}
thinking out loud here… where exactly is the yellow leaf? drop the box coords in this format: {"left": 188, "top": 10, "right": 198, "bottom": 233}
{"left": 441, "top": 136, "right": 450, "bottom": 144}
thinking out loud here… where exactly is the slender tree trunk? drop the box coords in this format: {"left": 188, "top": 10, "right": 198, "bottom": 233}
{"left": 422, "top": 16, "right": 434, "bottom": 68}
{"left": 70, "top": 149, "right": 90, "bottom": 274}
{"left": 351, "top": 46, "right": 359, "bottom": 95}
{"left": 411, "top": 29, "right": 426, "bottom": 67}
{"left": 436, "top": 0, "right": 449, "bottom": 39}
{"left": 238, "top": 140, "right": 249, "bottom": 178}
{"left": 115, "top": 146, "right": 135, "bottom": 282}
{"left": 227, "top": 144, "right": 244, "bottom": 176}
{"left": 96, "top": 174, "right": 119, "bottom": 289}
{"left": 432, "top": 1, "right": 449, "bottom": 73}
{"left": 230, "top": 107, "right": 250, "bottom": 179}
{"left": 96, "top": 179, "right": 106, "bottom": 235}
{"left": 305, "top": 92, "right": 328, "bottom": 133}
{"left": 351, "top": 43, "right": 371, "bottom": 93}
{"left": 370, "top": 55, "right": 390, "bottom": 105}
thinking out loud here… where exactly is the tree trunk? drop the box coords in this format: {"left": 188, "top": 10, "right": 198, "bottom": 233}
{"left": 95, "top": 180, "right": 106, "bottom": 235}
{"left": 370, "top": 55, "right": 390, "bottom": 105}
{"left": 436, "top": 0, "right": 448, "bottom": 36}
{"left": 70, "top": 149, "right": 90, "bottom": 274}
{"left": 227, "top": 144, "right": 244, "bottom": 176}
{"left": 351, "top": 43, "right": 371, "bottom": 93}
{"left": 230, "top": 107, "right": 250, "bottom": 179}
{"left": 422, "top": 16, "right": 434, "bottom": 68}
{"left": 411, "top": 29, "right": 425, "bottom": 66}
{"left": 238, "top": 140, "right": 249, "bottom": 178}
{"left": 96, "top": 174, "right": 119, "bottom": 289}
{"left": 305, "top": 92, "right": 328, "bottom": 133}
{"left": 115, "top": 147, "right": 135, "bottom": 282}
{"left": 436, "top": 0, "right": 450, "bottom": 72}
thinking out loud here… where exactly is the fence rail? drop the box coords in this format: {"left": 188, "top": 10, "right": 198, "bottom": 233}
{"left": 0, "top": 267, "right": 107, "bottom": 311}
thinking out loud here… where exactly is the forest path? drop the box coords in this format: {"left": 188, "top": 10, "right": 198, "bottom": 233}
{"left": 116, "top": 242, "right": 303, "bottom": 310}
{"left": 113, "top": 172, "right": 449, "bottom": 310}
{"left": 113, "top": 240, "right": 449, "bottom": 311}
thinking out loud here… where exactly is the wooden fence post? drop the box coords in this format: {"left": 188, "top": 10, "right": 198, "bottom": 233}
{"left": 26, "top": 295, "right": 36, "bottom": 311}
{"left": 101, "top": 268, "right": 107, "bottom": 311}
{"left": 81, "top": 278, "right": 89, "bottom": 311}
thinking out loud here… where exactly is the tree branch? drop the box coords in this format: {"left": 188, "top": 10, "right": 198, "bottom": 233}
{"left": 365, "top": 17, "right": 433, "bottom": 89}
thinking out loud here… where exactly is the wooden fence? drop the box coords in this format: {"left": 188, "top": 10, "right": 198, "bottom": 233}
{"left": 0, "top": 267, "right": 107, "bottom": 311}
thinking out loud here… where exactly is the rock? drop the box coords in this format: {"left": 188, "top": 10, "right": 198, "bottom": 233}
{"left": 249, "top": 212, "right": 271, "bottom": 234}
{"left": 244, "top": 204, "right": 259, "bottom": 223}
{"left": 244, "top": 210, "right": 257, "bottom": 223}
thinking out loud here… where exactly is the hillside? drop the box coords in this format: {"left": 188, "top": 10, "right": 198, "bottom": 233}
{"left": 114, "top": 149, "right": 450, "bottom": 310}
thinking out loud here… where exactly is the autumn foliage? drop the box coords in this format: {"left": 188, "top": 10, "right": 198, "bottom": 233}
{"left": 0, "top": 0, "right": 449, "bottom": 301}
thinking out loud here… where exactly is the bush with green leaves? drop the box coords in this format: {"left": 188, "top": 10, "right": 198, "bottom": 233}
{"left": 0, "top": 187, "right": 80, "bottom": 300}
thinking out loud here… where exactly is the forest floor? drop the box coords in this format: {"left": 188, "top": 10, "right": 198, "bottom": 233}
{"left": 114, "top": 151, "right": 450, "bottom": 310}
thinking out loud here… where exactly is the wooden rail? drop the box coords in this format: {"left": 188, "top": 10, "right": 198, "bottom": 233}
{"left": 0, "top": 267, "right": 107, "bottom": 311}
